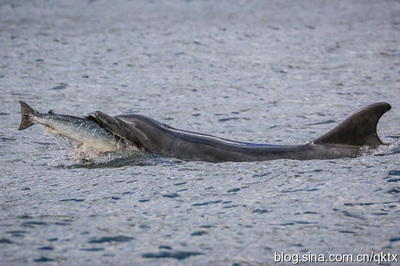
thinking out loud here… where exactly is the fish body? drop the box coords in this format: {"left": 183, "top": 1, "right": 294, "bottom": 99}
{"left": 19, "top": 101, "right": 122, "bottom": 152}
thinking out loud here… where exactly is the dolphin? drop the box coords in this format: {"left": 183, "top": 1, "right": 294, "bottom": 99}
{"left": 90, "top": 102, "right": 391, "bottom": 162}
{"left": 92, "top": 102, "right": 391, "bottom": 163}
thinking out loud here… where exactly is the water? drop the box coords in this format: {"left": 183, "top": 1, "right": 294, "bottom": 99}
{"left": 1, "top": 0, "right": 400, "bottom": 265}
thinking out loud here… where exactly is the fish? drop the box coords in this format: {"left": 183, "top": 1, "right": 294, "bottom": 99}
{"left": 18, "top": 101, "right": 124, "bottom": 152}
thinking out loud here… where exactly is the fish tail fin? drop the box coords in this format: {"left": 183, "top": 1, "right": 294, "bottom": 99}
{"left": 19, "top": 101, "right": 39, "bottom": 130}
{"left": 312, "top": 102, "right": 391, "bottom": 148}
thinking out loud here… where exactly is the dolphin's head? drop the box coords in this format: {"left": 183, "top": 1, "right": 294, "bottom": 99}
{"left": 93, "top": 111, "right": 122, "bottom": 135}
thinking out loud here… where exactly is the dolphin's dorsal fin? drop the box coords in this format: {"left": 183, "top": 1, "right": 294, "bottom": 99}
{"left": 312, "top": 102, "right": 391, "bottom": 148}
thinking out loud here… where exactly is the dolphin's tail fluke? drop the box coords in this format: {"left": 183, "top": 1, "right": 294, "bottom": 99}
{"left": 19, "top": 101, "right": 39, "bottom": 130}
{"left": 312, "top": 102, "right": 391, "bottom": 148}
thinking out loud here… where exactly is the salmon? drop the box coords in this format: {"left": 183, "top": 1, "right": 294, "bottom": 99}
{"left": 18, "top": 101, "right": 123, "bottom": 152}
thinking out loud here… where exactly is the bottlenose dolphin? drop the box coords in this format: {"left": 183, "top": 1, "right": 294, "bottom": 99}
{"left": 91, "top": 102, "right": 391, "bottom": 162}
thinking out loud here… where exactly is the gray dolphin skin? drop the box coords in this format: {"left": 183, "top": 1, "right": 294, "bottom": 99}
{"left": 92, "top": 102, "right": 391, "bottom": 162}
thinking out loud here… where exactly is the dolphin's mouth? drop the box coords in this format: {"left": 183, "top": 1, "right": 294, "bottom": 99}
{"left": 87, "top": 113, "right": 142, "bottom": 153}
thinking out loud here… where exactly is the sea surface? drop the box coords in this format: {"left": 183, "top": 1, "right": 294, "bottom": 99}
{"left": 1, "top": 0, "right": 400, "bottom": 265}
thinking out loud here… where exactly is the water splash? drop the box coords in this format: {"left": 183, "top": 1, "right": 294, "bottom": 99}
{"left": 369, "top": 139, "right": 400, "bottom": 157}
{"left": 47, "top": 130, "right": 143, "bottom": 167}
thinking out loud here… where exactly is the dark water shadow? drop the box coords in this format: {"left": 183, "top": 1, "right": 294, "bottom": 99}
{"left": 56, "top": 154, "right": 185, "bottom": 169}
{"left": 58, "top": 156, "right": 154, "bottom": 169}
{"left": 141, "top": 250, "right": 204, "bottom": 260}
